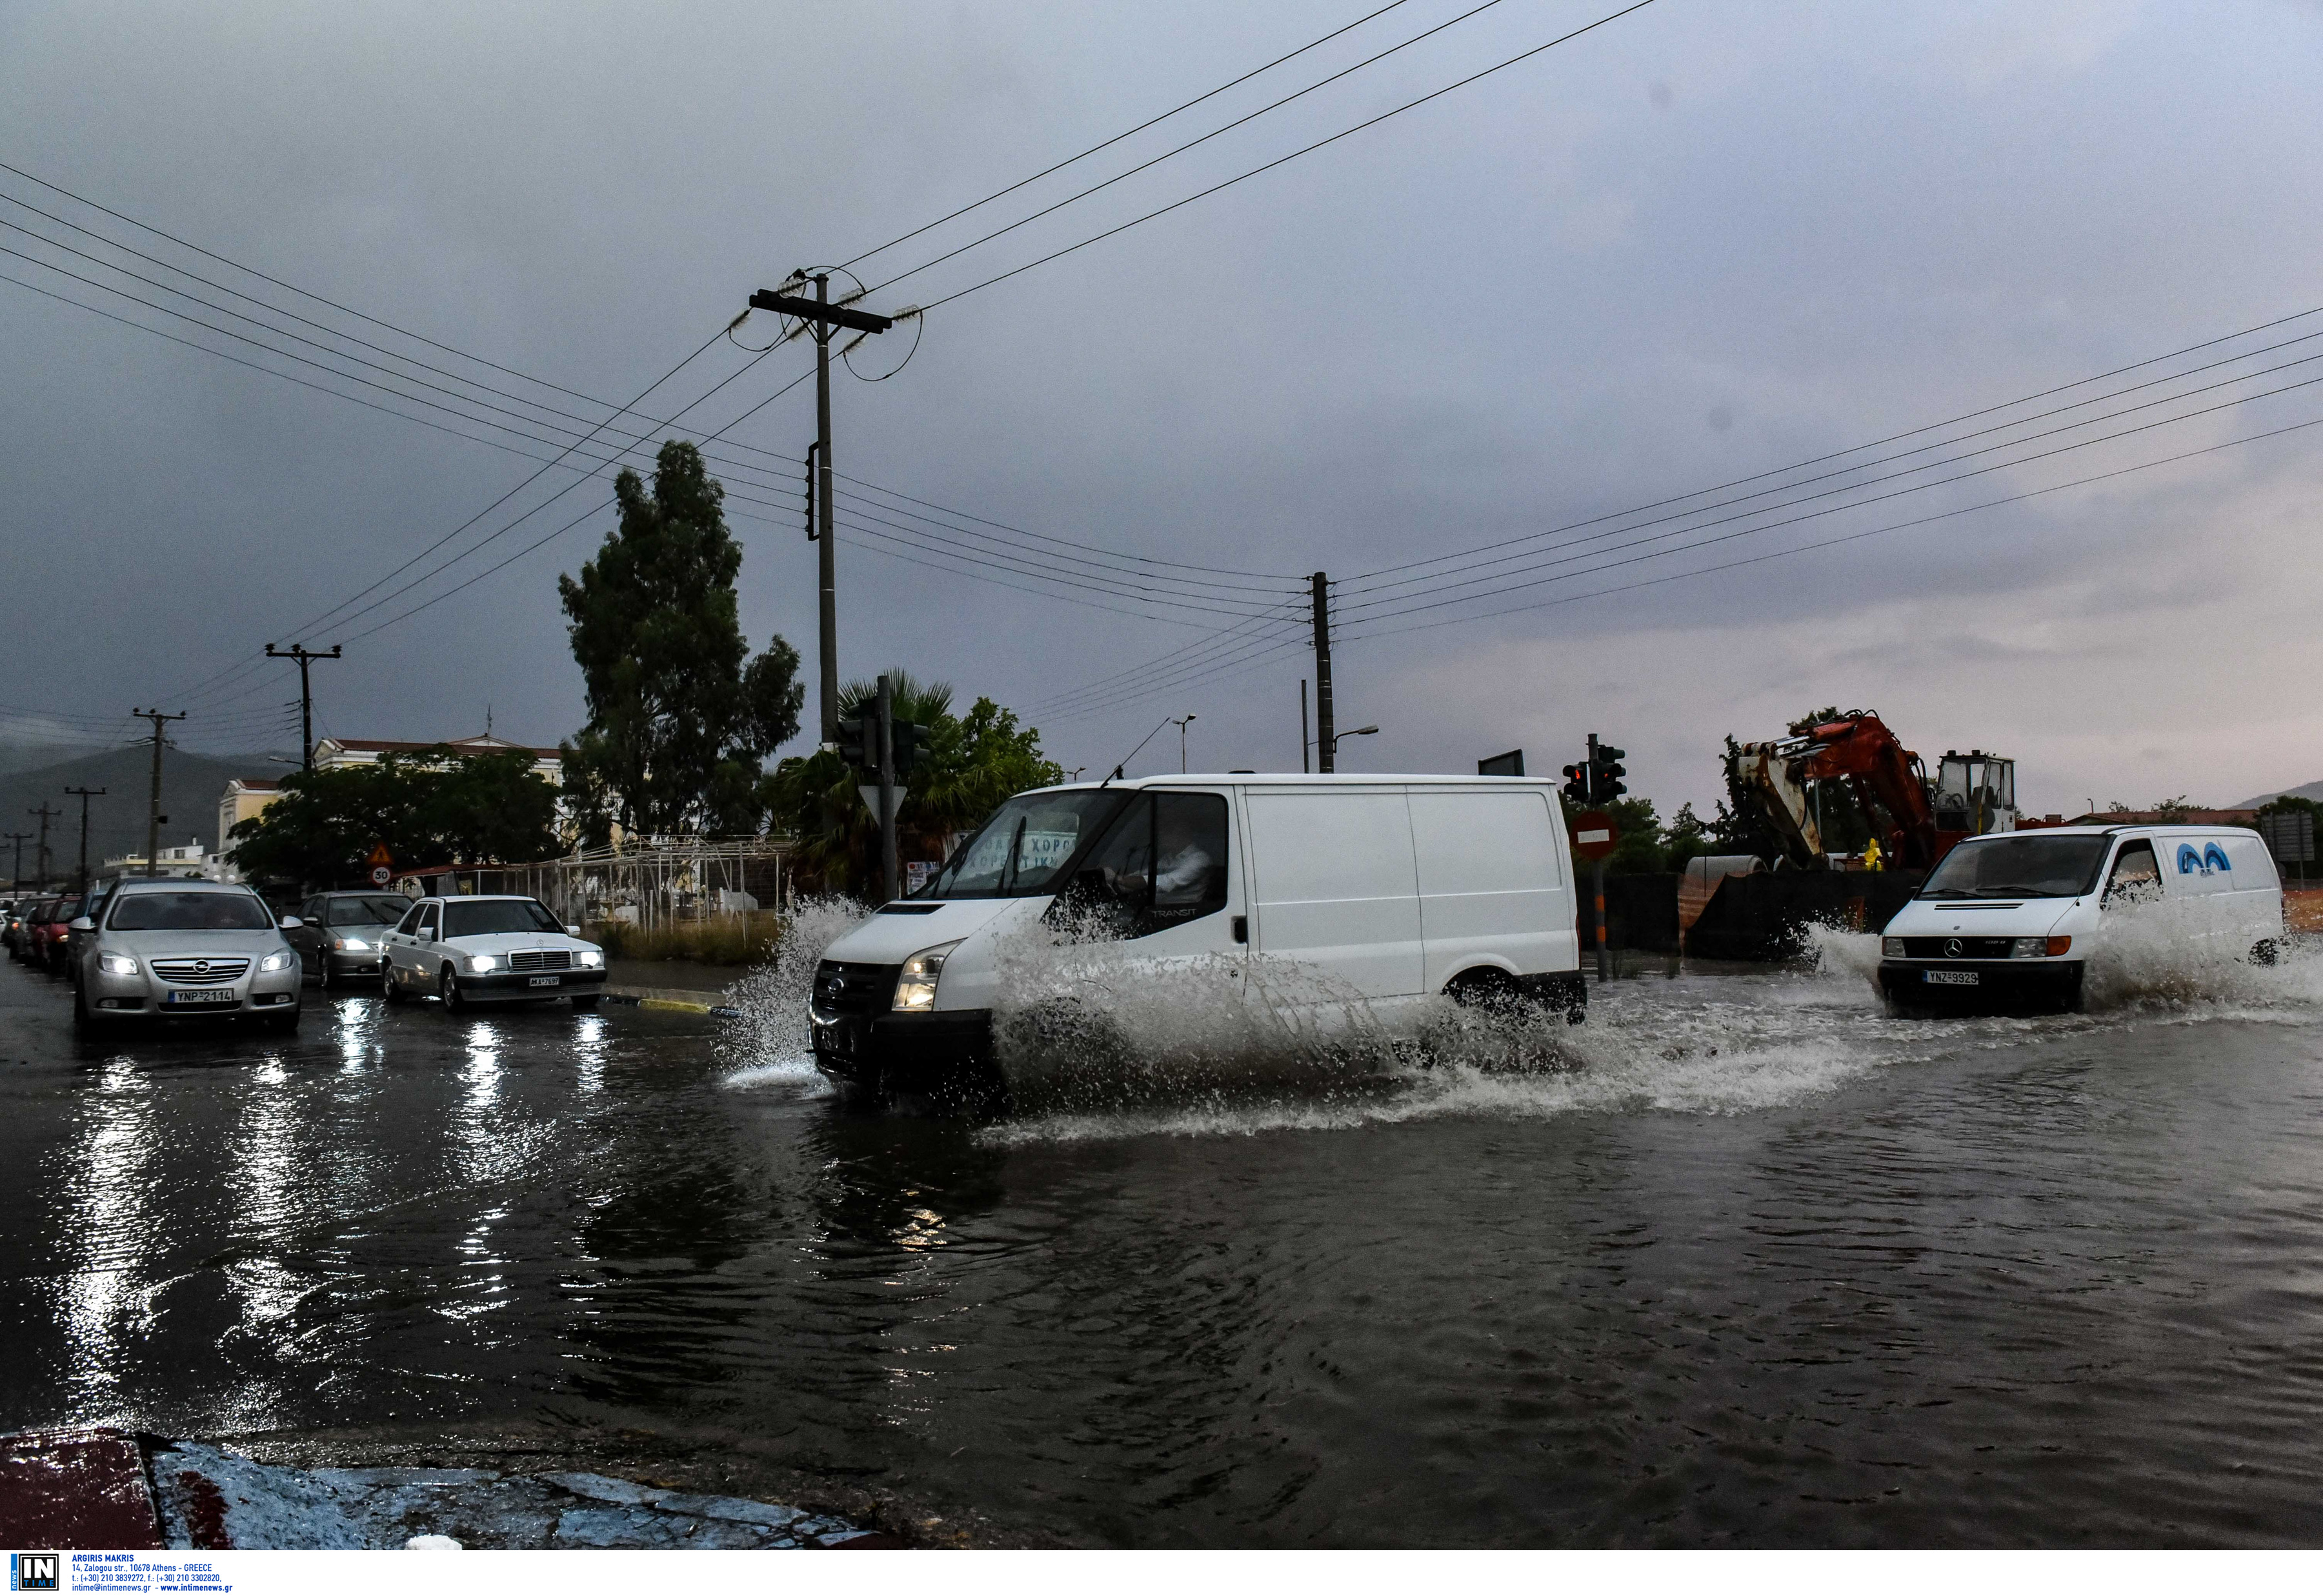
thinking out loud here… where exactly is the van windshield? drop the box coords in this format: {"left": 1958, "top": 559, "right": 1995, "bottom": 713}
{"left": 922, "top": 790, "right": 1133, "bottom": 899}
{"left": 1920, "top": 835, "right": 2111, "bottom": 900}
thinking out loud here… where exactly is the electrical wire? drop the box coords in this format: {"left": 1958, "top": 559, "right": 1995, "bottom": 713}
{"left": 839, "top": 0, "right": 1416, "bottom": 270}
{"left": 916, "top": 0, "right": 1658, "bottom": 313}
{"left": 865, "top": 0, "right": 1517, "bottom": 297}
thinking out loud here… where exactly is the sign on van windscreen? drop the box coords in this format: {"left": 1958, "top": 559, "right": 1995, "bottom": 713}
{"left": 1018, "top": 828, "right": 1080, "bottom": 875}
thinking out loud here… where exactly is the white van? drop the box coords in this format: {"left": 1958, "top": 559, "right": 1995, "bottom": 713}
{"left": 807, "top": 774, "right": 1585, "bottom": 1097}
{"left": 1877, "top": 824, "right": 2284, "bottom": 1015}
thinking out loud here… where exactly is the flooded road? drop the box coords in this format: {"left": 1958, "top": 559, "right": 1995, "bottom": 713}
{"left": 5, "top": 937, "right": 2323, "bottom": 1546}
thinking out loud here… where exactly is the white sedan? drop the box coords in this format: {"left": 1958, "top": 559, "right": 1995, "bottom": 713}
{"left": 379, "top": 893, "right": 607, "bottom": 1012}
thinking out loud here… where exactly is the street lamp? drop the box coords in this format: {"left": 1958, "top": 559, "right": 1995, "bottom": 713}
{"left": 1327, "top": 724, "right": 1379, "bottom": 764}
{"left": 1171, "top": 715, "right": 1197, "bottom": 773}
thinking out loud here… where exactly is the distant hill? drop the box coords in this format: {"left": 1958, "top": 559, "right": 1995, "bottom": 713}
{"left": 2238, "top": 779, "right": 2323, "bottom": 808}
{"left": 0, "top": 744, "right": 290, "bottom": 886}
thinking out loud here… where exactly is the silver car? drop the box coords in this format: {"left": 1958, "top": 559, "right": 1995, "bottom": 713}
{"left": 72, "top": 878, "right": 305, "bottom": 1031}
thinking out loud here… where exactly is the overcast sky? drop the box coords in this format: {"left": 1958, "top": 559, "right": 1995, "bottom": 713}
{"left": 3, "top": 0, "right": 2320, "bottom": 823}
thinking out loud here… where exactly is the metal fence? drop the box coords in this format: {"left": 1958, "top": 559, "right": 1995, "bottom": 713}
{"left": 397, "top": 837, "right": 792, "bottom": 930}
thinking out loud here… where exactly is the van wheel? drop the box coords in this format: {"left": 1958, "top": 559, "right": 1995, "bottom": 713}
{"left": 2251, "top": 939, "right": 2281, "bottom": 967}
{"left": 1445, "top": 969, "right": 1527, "bottom": 1013}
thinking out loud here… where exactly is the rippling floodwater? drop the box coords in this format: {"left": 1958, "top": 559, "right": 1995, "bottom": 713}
{"left": 4, "top": 930, "right": 2323, "bottom": 1546}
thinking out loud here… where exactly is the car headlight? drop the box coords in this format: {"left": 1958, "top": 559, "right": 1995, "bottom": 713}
{"left": 1882, "top": 937, "right": 1906, "bottom": 957}
{"left": 468, "top": 954, "right": 499, "bottom": 973}
{"left": 892, "top": 940, "right": 962, "bottom": 1012}
{"left": 2013, "top": 937, "right": 2071, "bottom": 959}
{"left": 334, "top": 935, "right": 370, "bottom": 952}
{"left": 257, "top": 949, "right": 295, "bottom": 973}
{"left": 576, "top": 948, "right": 603, "bottom": 967}
{"left": 98, "top": 952, "right": 138, "bottom": 976}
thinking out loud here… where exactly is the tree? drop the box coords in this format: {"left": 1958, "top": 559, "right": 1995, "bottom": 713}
{"left": 226, "top": 746, "right": 559, "bottom": 888}
{"left": 558, "top": 441, "right": 803, "bottom": 844}
{"left": 765, "top": 671, "right": 1063, "bottom": 895}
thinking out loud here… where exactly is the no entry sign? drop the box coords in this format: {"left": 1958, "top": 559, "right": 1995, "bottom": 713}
{"left": 1571, "top": 810, "right": 1619, "bottom": 862}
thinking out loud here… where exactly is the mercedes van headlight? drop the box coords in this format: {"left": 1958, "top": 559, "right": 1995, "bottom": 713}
{"left": 1882, "top": 937, "right": 1906, "bottom": 957}
{"left": 893, "top": 941, "right": 961, "bottom": 1012}
{"left": 2013, "top": 937, "right": 2071, "bottom": 958}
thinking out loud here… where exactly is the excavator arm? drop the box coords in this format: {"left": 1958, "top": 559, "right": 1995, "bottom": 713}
{"left": 1726, "top": 712, "right": 1942, "bottom": 870}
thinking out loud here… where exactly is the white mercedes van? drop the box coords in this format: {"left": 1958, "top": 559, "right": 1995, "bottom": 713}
{"left": 1877, "top": 824, "right": 2284, "bottom": 1015}
{"left": 808, "top": 773, "right": 1585, "bottom": 1098}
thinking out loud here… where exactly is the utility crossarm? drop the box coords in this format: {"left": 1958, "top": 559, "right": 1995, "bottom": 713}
{"left": 747, "top": 291, "right": 893, "bottom": 334}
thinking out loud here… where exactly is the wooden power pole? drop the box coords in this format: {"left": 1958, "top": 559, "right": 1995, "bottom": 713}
{"left": 132, "top": 709, "right": 186, "bottom": 877}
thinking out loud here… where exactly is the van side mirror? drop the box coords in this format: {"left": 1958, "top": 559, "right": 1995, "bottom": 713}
{"left": 70, "top": 917, "right": 94, "bottom": 933}
{"left": 279, "top": 915, "right": 303, "bottom": 930}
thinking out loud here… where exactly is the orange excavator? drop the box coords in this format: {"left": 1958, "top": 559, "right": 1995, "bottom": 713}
{"left": 1726, "top": 712, "right": 2016, "bottom": 871}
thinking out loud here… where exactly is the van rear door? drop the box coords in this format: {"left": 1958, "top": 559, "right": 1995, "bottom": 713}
{"left": 1243, "top": 788, "right": 1424, "bottom": 998}
{"left": 1408, "top": 787, "right": 1574, "bottom": 988}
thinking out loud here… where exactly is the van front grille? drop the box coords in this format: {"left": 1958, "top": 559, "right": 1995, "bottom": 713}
{"left": 1900, "top": 937, "right": 2015, "bottom": 960}
{"left": 812, "top": 960, "right": 900, "bottom": 1019}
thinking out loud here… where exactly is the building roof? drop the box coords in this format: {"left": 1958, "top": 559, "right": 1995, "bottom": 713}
{"left": 225, "top": 777, "right": 282, "bottom": 792}
{"left": 314, "top": 734, "right": 561, "bottom": 761}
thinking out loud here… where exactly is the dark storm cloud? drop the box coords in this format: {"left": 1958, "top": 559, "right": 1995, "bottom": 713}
{"left": 2, "top": 0, "right": 2319, "bottom": 820}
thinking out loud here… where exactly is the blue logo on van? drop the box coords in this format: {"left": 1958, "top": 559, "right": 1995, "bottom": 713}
{"left": 2177, "top": 842, "right": 2232, "bottom": 876}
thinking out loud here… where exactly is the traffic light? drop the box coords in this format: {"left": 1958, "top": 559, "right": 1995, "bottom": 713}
{"left": 835, "top": 717, "right": 874, "bottom": 773}
{"left": 1561, "top": 762, "right": 1593, "bottom": 806}
{"left": 892, "top": 721, "right": 929, "bottom": 778}
{"left": 1594, "top": 744, "right": 1627, "bottom": 801}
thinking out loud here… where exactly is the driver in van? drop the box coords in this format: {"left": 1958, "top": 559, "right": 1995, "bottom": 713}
{"left": 1152, "top": 812, "right": 1215, "bottom": 905}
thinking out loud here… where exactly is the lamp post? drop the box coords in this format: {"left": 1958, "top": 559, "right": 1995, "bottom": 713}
{"left": 1171, "top": 714, "right": 1197, "bottom": 773}
{"left": 1326, "top": 724, "right": 1379, "bottom": 765}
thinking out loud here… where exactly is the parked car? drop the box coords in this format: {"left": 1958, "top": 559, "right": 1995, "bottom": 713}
{"left": 0, "top": 898, "right": 30, "bottom": 955}
{"left": 808, "top": 772, "right": 1589, "bottom": 1101}
{"left": 9, "top": 897, "right": 55, "bottom": 961}
{"left": 1877, "top": 824, "right": 2285, "bottom": 1015}
{"left": 71, "top": 879, "right": 303, "bottom": 1030}
{"left": 66, "top": 876, "right": 126, "bottom": 981}
{"left": 32, "top": 893, "right": 83, "bottom": 974}
{"left": 379, "top": 895, "right": 606, "bottom": 1011}
{"left": 284, "top": 891, "right": 414, "bottom": 991}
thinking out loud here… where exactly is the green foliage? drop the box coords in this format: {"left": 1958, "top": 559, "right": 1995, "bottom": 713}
{"left": 226, "top": 746, "right": 559, "bottom": 889}
{"left": 765, "top": 671, "right": 1063, "bottom": 896}
{"left": 558, "top": 441, "right": 803, "bottom": 843}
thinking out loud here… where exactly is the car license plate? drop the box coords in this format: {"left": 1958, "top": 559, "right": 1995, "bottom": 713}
{"left": 528, "top": 975, "right": 560, "bottom": 987}
{"left": 1924, "top": 970, "right": 1980, "bottom": 986}
{"left": 165, "top": 988, "right": 239, "bottom": 1005}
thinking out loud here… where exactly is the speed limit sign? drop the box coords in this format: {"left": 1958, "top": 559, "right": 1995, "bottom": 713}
{"left": 367, "top": 843, "right": 394, "bottom": 888}
{"left": 368, "top": 865, "right": 392, "bottom": 886}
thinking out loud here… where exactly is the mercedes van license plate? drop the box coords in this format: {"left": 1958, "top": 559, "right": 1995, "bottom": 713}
{"left": 528, "top": 975, "right": 560, "bottom": 987}
{"left": 1925, "top": 970, "right": 1979, "bottom": 986}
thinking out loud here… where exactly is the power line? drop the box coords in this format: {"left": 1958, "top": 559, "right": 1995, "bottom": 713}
{"left": 864, "top": 0, "right": 1517, "bottom": 297}
{"left": 838, "top": 0, "right": 1416, "bottom": 270}
{"left": 916, "top": 0, "right": 1660, "bottom": 313}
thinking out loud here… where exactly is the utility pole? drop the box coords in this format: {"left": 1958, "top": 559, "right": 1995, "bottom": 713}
{"left": 64, "top": 786, "right": 106, "bottom": 892}
{"left": 1300, "top": 680, "right": 1310, "bottom": 774}
{"left": 748, "top": 277, "right": 894, "bottom": 741}
{"left": 1311, "top": 572, "right": 1336, "bottom": 773}
{"left": 132, "top": 709, "right": 186, "bottom": 877}
{"left": 876, "top": 673, "right": 898, "bottom": 904}
{"left": 265, "top": 644, "right": 342, "bottom": 769}
{"left": 4, "top": 832, "right": 29, "bottom": 890}
{"left": 29, "top": 803, "right": 60, "bottom": 891}
{"left": 1173, "top": 714, "right": 1196, "bottom": 773}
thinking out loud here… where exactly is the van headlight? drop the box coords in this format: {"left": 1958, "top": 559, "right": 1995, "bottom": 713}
{"left": 1882, "top": 937, "right": 1906, "bottom": 957}
{"left": 2013, "top": 937, "right": 2071, "bottom": 959}
{"left": 892, "top": 941, "right": 962, "bottom": 1012}
{"left": 257, "top": 949, "right": 295, "bottom": 973}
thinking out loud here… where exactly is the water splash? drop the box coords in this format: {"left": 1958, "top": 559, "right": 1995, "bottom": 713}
{"left": 716, "top": 896, "right": 872, "bottom": 1090}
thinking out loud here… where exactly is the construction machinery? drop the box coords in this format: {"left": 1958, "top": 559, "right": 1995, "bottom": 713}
{"left": 1725, "top": 712, "right": 2016, "bottom": 871}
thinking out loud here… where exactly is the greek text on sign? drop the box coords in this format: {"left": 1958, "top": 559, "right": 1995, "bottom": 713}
{"left": 1577, "top": 829, "right": 1611, "bottom": 845}
{"left": 1571, "top": 810, "right": 1619, "bottom": 862}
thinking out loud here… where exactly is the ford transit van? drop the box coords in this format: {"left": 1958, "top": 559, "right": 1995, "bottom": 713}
{"left": 809, "top": 774, "right": 1587, "bottom": 1099}
{"left": 1876, "top": 824, "right": 2283, "bottom": 1015}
